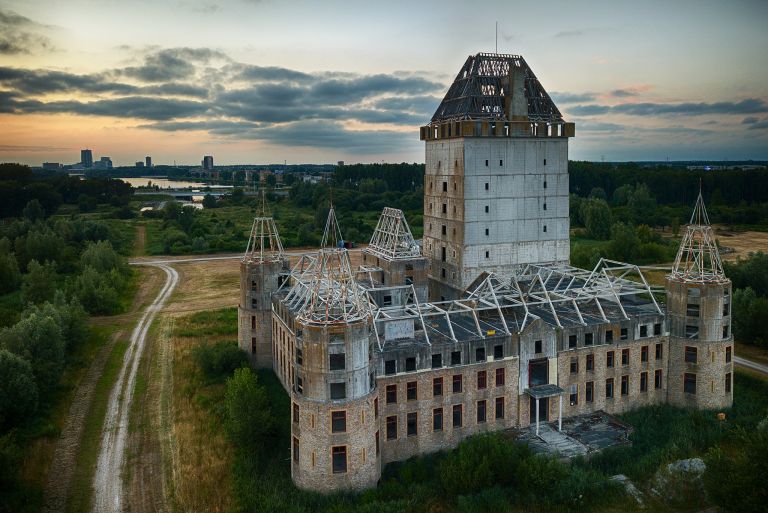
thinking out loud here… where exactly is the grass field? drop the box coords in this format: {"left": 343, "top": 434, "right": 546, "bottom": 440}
{"left": 167, "top": 308, "right": 239, "bottom": 512}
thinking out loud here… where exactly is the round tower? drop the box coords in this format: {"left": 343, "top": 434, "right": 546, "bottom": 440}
{"left": 666, "top": 192, "right": 733, "bottom": 409}
{"left": 289, "top": 208, "right": 381, "bottom": 492}
{"left": 238, "top": 209, "right": 289, "bottom": 368}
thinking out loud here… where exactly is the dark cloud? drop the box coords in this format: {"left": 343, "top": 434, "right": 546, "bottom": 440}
{"left": 611, "top": 89, "right": 639, "bottom": 98}
{"left": 554, "top": 30, "right": 583, "bottom": 38}
{"left": 0, "top": 67, "right": 137, "bottom": 95}
{"left": 373, "top": 95, "right": 440, "bottom": 115}
{"left": 232, "top": 64, "right": 312, "bottom": 82}
{"left": 0, "top": 9, "right": 52, "bottom": 55}
{"left": 138, "top": 120, "right": 261, "bottom": 134}
{"left": 309, "top": 74, "right": 441, "bottom": 105}
{"left": 120, "top": 47, "right": 227, "bottom": 82}
{"left": 549, "top": 92, "right": 596, "bottom": 104}
{"left": 568, "top": 98, "right": 768, "bottom": 117}
{"left": 0, "top": 144, "right": 71, "bottom": 152}
{"left": 0, "top": 67, "right": 209, "bottom": 98}
{"left": 743, "top": 117, "right": 768, "bottom": 129}
{"left": 9, "top": 96, "right": 209, "bottom": 120}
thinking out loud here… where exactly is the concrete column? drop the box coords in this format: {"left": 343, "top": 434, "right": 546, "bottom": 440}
{"left": 535, "top": 398, "right": 540, "bottom": 436}
{"left": 558, "top": 395, "right": 563, "bottom": 432}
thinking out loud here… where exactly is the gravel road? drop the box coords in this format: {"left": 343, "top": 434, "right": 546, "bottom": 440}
{"left": 91, "top": 263, "right": 178, "bottom": 513}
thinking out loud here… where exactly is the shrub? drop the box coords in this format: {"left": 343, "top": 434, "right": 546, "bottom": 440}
{"left": 224, "top": 368, "right": 274, "bottom": 454}
{"left": 0, "top": 349, "right": 38, "bottom": 429}
{"left": 193, "top": 342, "right": 247, "bottom": 381}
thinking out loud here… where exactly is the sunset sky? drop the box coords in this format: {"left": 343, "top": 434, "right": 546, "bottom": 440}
{"left": 1, "top": 0, "right": 766, "bottom": 166}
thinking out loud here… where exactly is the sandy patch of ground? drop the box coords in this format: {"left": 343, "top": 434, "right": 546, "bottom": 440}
{"left": 714, "top": 226, "right": 768, "bottom": 261}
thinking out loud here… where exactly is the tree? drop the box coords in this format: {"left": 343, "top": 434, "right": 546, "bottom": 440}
{"left": 21, "top": 260, "right": 57, "bottom": 305}
{"left": 202, "top": 194, "right": 217, "bottom": 209}
{"left": 607, "top": 222, "right": 639, "bottom": 262}
{"left": 628, "top": 183, "right": 657, "bottom": 224}
{"left": 23, "top": 292, "right": 88, "bottom": 353}
{"left": 0, "top": 251, "right": 21, "bottom": 294}
{"left": 1, "top": 312, "right": 65, "bottom": 396}
{"left": 732, "top": 287, "right": 768, "bottom": 347}
{"left": 80, "top": 240, "right": 125, "bottom": 274}
{"left": 0, "top": 349, "right": 38, "bottom": 429}
{"left": 580, "top": 198, "right": 612, "bottom": 240}
{"left": 265, "top": 174, "right": 277, "bottom": 187}
{"left": 224, "top": 368, "right": 274, "bottom": 453}
{"left": 589, "top": 187, "right": 607, "bottom": 201}
{"left": 70, "top": 266, "right": 120, "bottom": 314}
{"left": 22, "top": 199, "right": 45, "bottom": 222}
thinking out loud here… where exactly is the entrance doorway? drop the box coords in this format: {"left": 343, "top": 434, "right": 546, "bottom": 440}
{"left": 530, "top": 396, "right": 548, "bottom": 423}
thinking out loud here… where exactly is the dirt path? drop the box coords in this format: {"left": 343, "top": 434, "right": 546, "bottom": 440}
{"left": 41, "top": 330, "right": 123, "bottom": 513}
{"left": 134, "top": 225, "right": 147, "bottom": 257}
{"left": 91, "top": 264, "right": 179, "bottom": 513}
{"left": 124, "top": 315, "right": 174, "bottom": 513}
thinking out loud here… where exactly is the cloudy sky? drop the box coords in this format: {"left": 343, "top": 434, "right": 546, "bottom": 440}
{"left": 0, "top": 0, "right": 766, "bottom": 166}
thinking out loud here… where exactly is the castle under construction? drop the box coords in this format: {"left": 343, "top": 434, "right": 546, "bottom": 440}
{"left": 237, "top": 53, "right": 734, "bottom": 493}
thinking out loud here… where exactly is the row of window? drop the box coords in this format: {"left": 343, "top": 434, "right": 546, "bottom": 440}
{"left": 385, "top": 369, "right": 506, "bottom": 405}
{"left": 386, "top": 398, "right": 506, "bottom": 440}
{"left": 576, "top": 370, "right": 664, "bottom": 403}
{"left": 684, "top": 345, "right": 732, "bottom": 364}
{"left": 683, "top": 372, "right": 732, "bottom": 395}
{"left": 384, "top": 345, "right": 505, "bottom": 375}
{"left": 429, "top": 157, "right": 548, "bottom": 175}
{"left": 566, "top": 325, "right": 662, "bottom": 349}
{"left": 570, "top": 345, "right": 663, "bottom": 374}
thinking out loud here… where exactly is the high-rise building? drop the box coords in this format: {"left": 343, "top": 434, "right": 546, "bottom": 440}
{"left": 145, "top": 156, "right": 152, "bottom": 168}
{"left": 202, "top": 155, "right": 214, "bottom": 170}
{"left": 135, "top": 161, "right": 145, "bottom": 168}
{"left": 419, "top": 53, "right": 575, "bottom": 300}
{"left": 80, "top": 149, "right": 93, "bottom": 168}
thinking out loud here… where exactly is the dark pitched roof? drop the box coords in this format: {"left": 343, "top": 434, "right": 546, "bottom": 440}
{"left": 430, "top": 53, "right": 563, "bottom": 124}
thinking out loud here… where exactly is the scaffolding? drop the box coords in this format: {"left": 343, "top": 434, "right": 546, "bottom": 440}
{"left": 366, "top": 207, "right": 422, "bottom": 260}
{"left": 670, "top": 192, "right": 727, "bottom": 284}
{"left": 243, "top": 192, "right": 285, "bottom": 263}
{"left": 285, "top": 207, "right": 371, "bottom": 326}
{"left": 430, "top": 53, "right": 563, "bottom": 124}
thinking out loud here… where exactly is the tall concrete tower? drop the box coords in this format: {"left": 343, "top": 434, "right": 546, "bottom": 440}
{"left": 290, "top": 208, "right": 380, "bottom": 491}
{"left": 420, "top": 53, "right": 575, "bottom": 300}
{"left": 666, "top": 192, "right": 733, "bottom": 409}
{"left": 238, "top": 197, "right": 289, "bottom": 367}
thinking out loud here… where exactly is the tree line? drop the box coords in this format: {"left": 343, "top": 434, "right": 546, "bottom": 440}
{"left": 0, "top": 163, "right": 133, "bottom": 219}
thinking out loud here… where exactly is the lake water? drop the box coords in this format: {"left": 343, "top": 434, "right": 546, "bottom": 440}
{"left": 118, "top": 177, "right": 231, "bottom": 190}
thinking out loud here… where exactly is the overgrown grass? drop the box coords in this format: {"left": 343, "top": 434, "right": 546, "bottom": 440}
{"left": 169, "top": 308, "right": 238, "bottom": 511}
{"left": 577, "top": 371, "right": 768, "bottom": 484}
{"left": 175, "top": 309, "right": 238, "bottom": 337}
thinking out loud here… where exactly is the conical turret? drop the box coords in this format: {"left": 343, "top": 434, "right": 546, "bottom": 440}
{"left": 670, "top": 191, "right": 726, "bottom": 284}
{"left": 295, "top": 206, "right": 370, "bottom": 325}
{"left": 238, "top": 191, "right": 289, "bottom": 367}
{"left": 243, "top": 192, "right": 285, "bottom": 263}
{"left": 367, "top": 207, "right": 421, "bottom": 260}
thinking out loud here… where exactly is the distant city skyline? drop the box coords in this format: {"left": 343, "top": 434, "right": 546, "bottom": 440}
{"left": 1, "top": 0, "right": 766, "bottom": 166}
